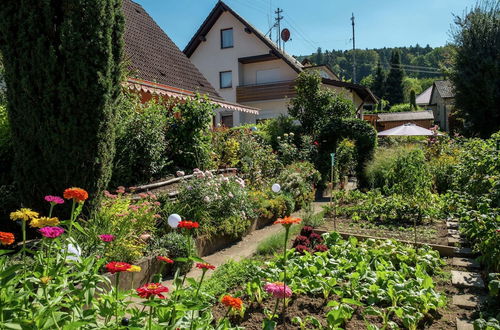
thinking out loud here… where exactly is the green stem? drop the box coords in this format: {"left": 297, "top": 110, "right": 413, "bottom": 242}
{"left": 115, "top": 273, "right": 120, "bottom": 323}
{"left": 67, "top": 200, "right": 76, "bottom": 238}
{"left": 270, "top": 298, "right": 280, "bottom": 321}
{"left": 48, "top": 203, "right": 54, "bottom": 218}
{"left": 190, "top": 270, "right": 207, "bottom": 330}
{"left": 282, "top": 226, "right": 290, "bottom": 318}
{"left": 148, "top": 297, "right": 153, "bottom": 330}
{"left": 43, "top": 286, "right": 60, "bottom": 330}
{"left": 218, "top": 307, "right": 231, "bottom": 326}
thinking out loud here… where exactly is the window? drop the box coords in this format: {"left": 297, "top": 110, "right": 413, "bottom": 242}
{"left": 221, "top": 114, "right": 234, "bottom": 127}
{"left": 221, "top": 28, "right": 233, "bottom": 48}
{"left": 256, "top": 68, "right": 280, "bottom": 84}
{"left": 219, "top": 71, "right": 232, "bottom": 89}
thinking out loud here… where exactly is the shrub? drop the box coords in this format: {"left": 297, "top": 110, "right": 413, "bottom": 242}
{"left": 111, "top": 95, "right": 170, "bottom": 186}
{"left": 365, "top": 145, "right": 431, "bottom": 196}
{"left": 165, "top": 94, "right": 216, "bottom": 171}
{"left": 428, "top": 154, "right": 458, "bottom": 193}
{"left": 171, "top": 173, "right": 257, "bottom": 238}
{"left": 387, "top": 103, "right": 422, "bottom": 112}
{"left": 250, "top": 190, "right": 294, "bottom": 221}
{"left": 76, "top": 191, "right": 160, "bottom": 262}
{"left": 211, "top": 127, "right": 240, "bottom": 168}
{"left": 152, "top": 231, "right": 195, "bottom": 275}
{"left": 336, "top": 138, "right": 357, "bottom": 180}
{"left": 278, "top": 162, "right": 320, "bottom": 209}
{"left": 255, "top": 115, "right": 299, "bottom": 149}
{"left": 318, "top": 118, "right": 377, "bottom": 187}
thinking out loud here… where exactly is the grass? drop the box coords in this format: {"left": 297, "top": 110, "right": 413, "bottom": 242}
{"left": 255, "top": 224, "right": 301, "bottom": 256}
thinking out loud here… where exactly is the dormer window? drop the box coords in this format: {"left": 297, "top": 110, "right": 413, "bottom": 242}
{"left": 221, "top": 28, "right": 233, "bottom": 48}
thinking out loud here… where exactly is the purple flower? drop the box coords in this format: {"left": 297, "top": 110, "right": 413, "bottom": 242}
{"left": 44, "top": 195, "right": 64, "bottom": 205}
{"left": 99, "top": 234, "right": 115, "bottom": 242}
{"left": 263, "top": 282, "right": 292, "bottom": 299}
{"left": 39, "top": 227, "right": 65, "bottom": 238}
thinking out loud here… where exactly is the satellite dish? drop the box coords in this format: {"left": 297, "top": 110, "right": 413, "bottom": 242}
{"left": 281, "top": 28, "right": 290, "bottom": 42}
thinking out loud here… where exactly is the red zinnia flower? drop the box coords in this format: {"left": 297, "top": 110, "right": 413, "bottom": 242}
{"left": 221, "top": 295, "right": 243, "bottom": 310}
{"left": 195, "top": 262, "right": 215, "bottom": 271}
{"left": 136, "top": 283, "right": 169, "bottom": 299}
{"left": 157, "top": 256, "right": 174, "bottom": 264}
{"left": 105, "top": 261, "right": 132, "bottom": 274}
{"left": 63, "top": 187, "right": 89, "bottom": 202}
{"left": 0, "top": 232, "right": 15, "bottom": 245}
{"left": 177, "top": 220, "right": 199, "bottom": 229}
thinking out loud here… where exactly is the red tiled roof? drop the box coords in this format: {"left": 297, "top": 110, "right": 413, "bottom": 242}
{"left": 122, "top": 0, "right": 222, "bottom": 100}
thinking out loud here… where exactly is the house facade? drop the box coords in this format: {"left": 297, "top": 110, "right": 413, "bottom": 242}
{"left": 428, "top": 80, "right": 455, "bottom": 132}
{"left": 122, "top": 0, "right": 258, "bottom": 120}
{"left": 184, "top": 1, "right": 376, "bottom": 127}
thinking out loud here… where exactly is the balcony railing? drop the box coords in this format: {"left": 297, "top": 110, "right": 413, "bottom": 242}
{"left": 236, "top": 80, "right": 296, "bottom": 103}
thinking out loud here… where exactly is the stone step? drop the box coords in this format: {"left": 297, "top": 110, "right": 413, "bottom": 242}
{"left": 456, "top": 318, "right": 474, "bottom": 330}
{"left": 451, "top": 270, "right": 485, "bottom": 289}
{"left": 452, "top": 294, "right": 486, "bottom": 309}
{"left": 448, "top": 237, "right": 469, "bottom": 246}
{"left": 448, "top": 229, "right": 460, "bottom": 236}
{"left": 454, "top": 247, "right": 476, "bottom": 257}
{"left": 447, "top": 221, "right": 459, "bottom": 229}
{"left": 452, "top": 257, "right": 480, "bottom": 269}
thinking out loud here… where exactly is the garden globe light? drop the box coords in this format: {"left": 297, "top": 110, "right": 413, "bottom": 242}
{"left": 168, "top": 214, "right": 181, "bottom": 228}
{"left": 272, "top": 183, "right": 281, "bottom": 193}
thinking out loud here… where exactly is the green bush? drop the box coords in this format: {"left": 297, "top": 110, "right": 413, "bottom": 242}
{"left": 387, "top": 103, "right": 422, "bottom": 112}
{"left": 0, "top": 104, "right": 12, "bottom": 185}
{"left": 111, "top": 95, "right": 170, "bottom": 186}
{"left": 365, "top": 145, "right": 431, "bottom": 196}
{"left": 428, "top": 154, "right": 458, "bottom": 193}
{"left": 278, "top": 161, "right": 320, "bottom": 209}
{"left": 276, "top": 133, "right": 317, "bottom": 165}
{"left": 318, "top": 118, "right": 377, "bottom": 187}
{"left": 254, "top": 115, "right": 299, "bottom": 149}
{"left": 158, "top": 231, "right": 195, "bottom": 275}
{"left": 336, "top": 138, "right": 357, "bottom": 180}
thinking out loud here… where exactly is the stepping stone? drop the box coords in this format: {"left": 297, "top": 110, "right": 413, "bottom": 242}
{"left": 452, "top": 294, "right": 486, "bottom": 309}
{"left": 452, "top": 257, "right": 480, "bottom": 269}
{"left": 448, "top": 237, "right": 469, "bottom": 246}
{"left": 456, "top": 318, "right": 474, "bottom": 330}
{"left": 447, "top": 221, "right": 459, "bottom": 229}
{"left": 451, "top": 271, "right": 485, "bottom": 288}
{"left": 448, "top": 229, "right": 459, "bottom": 236}
{"left": 454, "top": 247, "right": 475, "bottom": 257}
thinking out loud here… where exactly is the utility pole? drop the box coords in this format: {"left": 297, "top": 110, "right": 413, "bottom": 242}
{"left": 275, "top": 8, "right": 283, "bottom": 50}
{"left": 351, "top": 13, "right": 356, "bottom": 83}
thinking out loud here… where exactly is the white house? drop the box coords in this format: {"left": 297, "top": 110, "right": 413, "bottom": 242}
{"left": 429, "top": 80, "right": 455, "bottom": 132}
{"left": 184, "top": 1, "right": 377, "bottom": 127}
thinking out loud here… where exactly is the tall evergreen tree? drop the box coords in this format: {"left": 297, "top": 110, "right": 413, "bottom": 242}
{"left": 371, "top": 60, "right": 386, "bottom": 99}
{"left": 315, "top": 47, "right": 324, "bottom": 65}
{"left": 0, "top": 0, "right": 124, "bottom": 211}
{"left": 451, "top": 1, "right": 500, "bottom": 138}
{"left": 385, "top": 50, "right": 405, "bottom": 105}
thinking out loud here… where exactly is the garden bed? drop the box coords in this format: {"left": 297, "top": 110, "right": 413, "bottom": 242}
{"left": 318, "top": 215, "right": 449, "bottom": 246}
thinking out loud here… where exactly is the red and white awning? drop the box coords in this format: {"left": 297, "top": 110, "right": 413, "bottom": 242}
{"left": 127, "top": 78, "right": 259, "bottom": 115}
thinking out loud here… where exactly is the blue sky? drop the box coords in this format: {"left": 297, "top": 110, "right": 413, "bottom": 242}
{"left": 134, "top": 0, "right": 475, "bottom": 56}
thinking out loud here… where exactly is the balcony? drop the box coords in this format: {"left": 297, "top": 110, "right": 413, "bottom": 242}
{"left": 236, "top": 80, "right": 297, "bottom": 103}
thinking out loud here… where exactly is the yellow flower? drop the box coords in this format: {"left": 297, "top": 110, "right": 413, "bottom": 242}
{"left": 40, "top": 276, "right": 52, "bottom": 285}
{"left": 10, "top": 208, "right": 39, "bottom": 221}
{"left": 30, "top": 217, "right": 60, "bottom": 228}
{"left": 128, "top": 265, "right": 141, "bottom": 273}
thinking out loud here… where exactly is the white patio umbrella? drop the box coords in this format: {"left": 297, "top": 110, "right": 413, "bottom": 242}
{"left": 378, "top": 123, "right": 442, "bottom": 136}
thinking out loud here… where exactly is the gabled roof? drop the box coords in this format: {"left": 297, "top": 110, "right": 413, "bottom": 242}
{"left": 430, "top": 80, "right": 455, "bottom": 102}
{"left": 376, "top": 110, "right": 434, "bottom": 122}
{"left": 416, "top": 86, "right": 433, "bottom": 105}
{"left": 123, "top": 0, "right": 222, "bottom": 100}
{"left": 304, "top": 65, "right": 341, "bottom": 81}
{"left": 183, "top": 1, "right": 303, "bottom": 73}
{"left": 322, "top": 78, "right": 377, "bottom": 104}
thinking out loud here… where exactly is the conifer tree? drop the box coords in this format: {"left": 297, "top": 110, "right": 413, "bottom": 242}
{"left": 0, "top": 0, "right": 124, "bottom": 211}
{"left": 385, "top": 50, "right": 405, "bottom": 105}
{"left": 371, "top": 60, "right": 386, "bottom": 99}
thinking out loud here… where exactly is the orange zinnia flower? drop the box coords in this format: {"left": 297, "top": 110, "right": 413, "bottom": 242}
{"left": 63, "top": 187, "right": 89, "bottom": 202}
{"left": 221, "top": 295, "right": 243, "bottom": 310}
{"left": 0, "top": 232, "right": 15, "bottom": 245}
{"left": 274, "top": 216, "right": 302, "bottom": 226}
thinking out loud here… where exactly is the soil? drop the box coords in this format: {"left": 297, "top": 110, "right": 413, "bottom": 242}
{"left": 318, "top": 215, "right": 449, "bottom": 246}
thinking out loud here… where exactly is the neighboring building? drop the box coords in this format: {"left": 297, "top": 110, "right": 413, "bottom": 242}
{"left": 428, "top": 80, "right": 455, "bottom": 132}
{"left": 122, "top": 0, "right": 258, "bottom": 121}
{"left": 183, "top": 1, "right": 376, "bottom": 126}
{"left": 364, "top": 110, "right": 435, "bottom": 132}
{"left": 415, "top": 86, "right": 433, "bottom": 108}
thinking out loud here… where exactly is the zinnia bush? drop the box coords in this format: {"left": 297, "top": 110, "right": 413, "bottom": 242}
{"left": 136, "top": 283, "right": 169, "bottom": 299}
{"left": 221, "top": 295, "right": 243, "bottom": 310}
{"left": 0, "top": 232, "right": 15, "bottom": 245}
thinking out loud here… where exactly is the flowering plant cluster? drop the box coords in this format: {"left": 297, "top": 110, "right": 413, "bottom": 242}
{"left": 292, "top": 226, "right": 328, "bottom": 254}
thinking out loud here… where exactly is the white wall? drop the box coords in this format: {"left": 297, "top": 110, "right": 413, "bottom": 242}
{"left": 241, "top": 59, "right": 296, "bottom": 86}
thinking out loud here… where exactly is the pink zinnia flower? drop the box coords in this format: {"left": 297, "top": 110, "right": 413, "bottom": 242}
{"left": 39, "top": 227, "right": 65, "bottom": 238}
{"left": 263, "top": 282, "right": 292, "bottom": 299}
{"left": 99, "top": 234, "right": 115, "bottom": 242}
{"left": 44, "top": 195, "right": 64, "bottom": 205}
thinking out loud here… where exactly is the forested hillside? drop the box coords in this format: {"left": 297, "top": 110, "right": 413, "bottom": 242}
{"left": 296, "top": 44, "right": 455, "bottom": 102}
